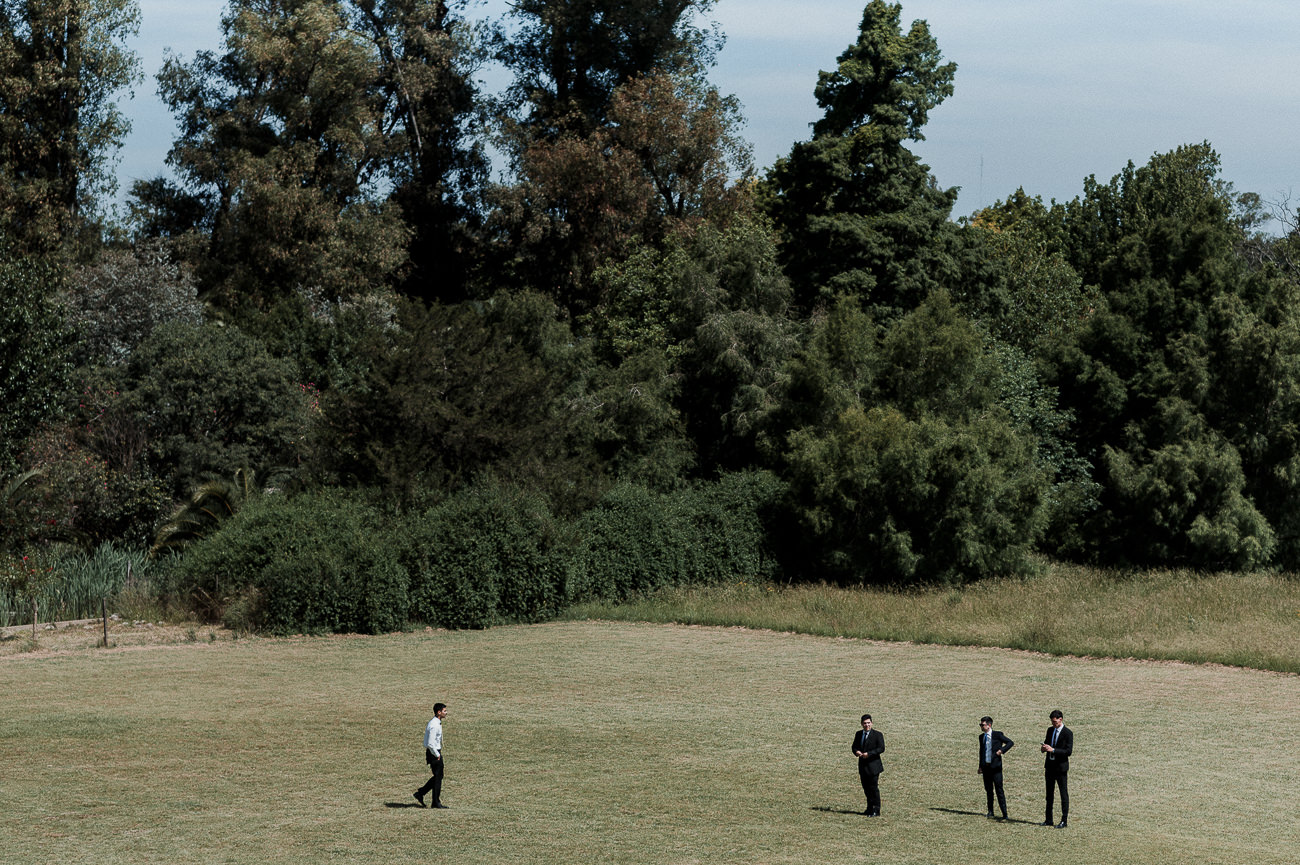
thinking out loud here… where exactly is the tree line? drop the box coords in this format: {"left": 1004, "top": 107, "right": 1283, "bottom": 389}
{"left": 4, "top": 1, "right": 1300, "bottom": 628}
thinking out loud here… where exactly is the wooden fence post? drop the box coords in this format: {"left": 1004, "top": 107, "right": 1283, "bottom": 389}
{"left": 102, "top": 596, "right": 109, "bottom": 648}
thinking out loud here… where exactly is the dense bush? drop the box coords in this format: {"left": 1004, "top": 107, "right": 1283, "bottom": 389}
{"left": 777, "top": 295, "right": 1049, "bottom": 585}
{"left": 167, "top": 491, "right": 406, "bottom": 634}
{"left": 398, "top": 480, "right": 568, "bottom": 629}
{"left": 783, "top": 406, "right": 1046, "bottom": 585}
{"left": 566, "top": 471, "right": 782, "bottom": 602}
{"left": 118, "top": 321, "right": 311, "bottom": 497}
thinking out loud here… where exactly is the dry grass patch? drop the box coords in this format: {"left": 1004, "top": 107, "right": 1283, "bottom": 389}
{"left": 569, "top": 563, "right": 1300, "bottom": 672}
{"left": 0, "top": 619, "right": 237, "bottom": 656}
{"left": 1, "top": 621, "right": 1296, "bottom": 864}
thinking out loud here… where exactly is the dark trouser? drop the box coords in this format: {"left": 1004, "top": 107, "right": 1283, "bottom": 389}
{"left": 1045, "top": 763, "right": 1068, "bottom": 822}
{"left": 417, "top": 749, "right": 444, "bottom": 805}
{"left": 981, "top": 765, "right": 1007, "bottom": 815}
{"left": 858, "top": 765, "right": 881, "bottom": 814}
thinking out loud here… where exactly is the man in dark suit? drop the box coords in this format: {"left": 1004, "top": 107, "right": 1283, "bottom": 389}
{"left": 1040, "top": 708, "right": 1073, "bottom": 827}
{"left": 977, "top": 715, "right": 1014, "bottom": 819}
{"left": 852, "top": 714, "right": 885, "bottom": 816}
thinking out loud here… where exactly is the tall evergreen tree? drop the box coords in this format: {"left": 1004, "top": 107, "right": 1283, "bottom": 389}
{"left": 763, "top": 0, "right": 958, "bottom": 317}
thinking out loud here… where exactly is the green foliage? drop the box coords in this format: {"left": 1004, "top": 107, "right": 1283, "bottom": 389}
{"left": 783, "top": 405, "right": 1044, "bottom": 586}
{"left": 776, "top": 294, "right": 1048, "bottom": 585}
{"left": 398, "top": 479, "right": 567, "bottom": 629}
{"left": 0, "top": 247, "right": 74, "bottom": 467}
{"left": 152, "top": 468, "right": 258, "bottom": 556}
{"left": 984, "top": 339, "right": 1099, "bottom": 557}
{"left": 151, "top": 0, "right": 417, "bottom": 316}
{"left": 0, "top": 0, "right": 141, "bottom": 251}
{"left": 36, "top": 542, "right": 151, "bottom": 623}
{"left": 566, "top": 472, "right": 781, "bottom": 602}
{"left": 489, "top": 2, "right": 748, "bottom": 314}
{"left": 61, "top": 239, "right": 204, "bottom": 366}
{"left": 576, "top": 348, "right": 695, "bottom": 491}
{"left": 323, "top": 295, "right": 587, "bottom": 502}
{"left": 1041, "top": 143, "right": 1295, "bottom": 568}
{"left": 0, "top": 468, "right": 48, "bottom": 554}
{"left": 1100, "top": 419, "right": 1274, "bottom": 570}
{"left": 585, "top": 215, "right": 797, "bottom": 472}
{"left": 497, "top": 0, "right": 719, "bottom": 138}
{"left": 168, "top": 491, "right": 406, "bottom": 634}
{"left": 116, "top": 321, "right": 308, "bottom": 497}
{"left": 763, "top": 0, "right": 959, "bottom": 315}
{"left": 963, "top": 191, "right": 1097, "bottom": 356}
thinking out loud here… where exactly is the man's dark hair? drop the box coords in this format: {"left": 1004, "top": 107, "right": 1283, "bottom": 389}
{"left": 861, "top": 714, "right": 872, "bottom": 723}
{"left": 1049, "top": 709, "right": 1063, "bottom": 720}
{"left": 981, "top": 715, "right": 993, "bottom": 725}
{"left": 434, "top": 703, "right": 447, "bottom": 714}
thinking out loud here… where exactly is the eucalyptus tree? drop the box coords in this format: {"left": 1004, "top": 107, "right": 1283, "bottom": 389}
{"left": 495, "top": 0, "right": 717, "bottom": 139}
{"left": 0, "top": 0, "right": 141, "bottom": 254}
{"left": 141, "top": 0, "right": 485, "bottom": 317}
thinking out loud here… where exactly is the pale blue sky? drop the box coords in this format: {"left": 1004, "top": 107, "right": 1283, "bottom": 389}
{"left": 119, "top": 0, "right": 1300, "bottom": 224}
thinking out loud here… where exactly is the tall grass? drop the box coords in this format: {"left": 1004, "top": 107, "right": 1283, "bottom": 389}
{"left": 0, "top": 543, "right": 158, "bottom": 626}
{"left": 564, "top": 560, "right": 1300, "bottom": 673}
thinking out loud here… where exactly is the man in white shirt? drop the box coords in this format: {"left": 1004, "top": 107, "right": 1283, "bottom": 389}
{"left": 414, "top": 703, "right": 448, "bottom": 809}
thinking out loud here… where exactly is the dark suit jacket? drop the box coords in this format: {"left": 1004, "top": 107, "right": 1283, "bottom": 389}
{"left": 1043, "top": 725, "right": 1072, "bottom": 770}
{"left": 978, "top": 730, "right": 1014, "bottom": 771}
{"left": 852, "top": 729, "right": 885, "bottom": 775}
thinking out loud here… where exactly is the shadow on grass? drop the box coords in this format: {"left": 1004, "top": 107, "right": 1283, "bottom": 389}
{"left": 930, "top": 807, "right": 1039, "bottom": 825}
{"left": 384, "top": 801, "right": 425, "bottom": 809}
{"left": 811, "top": 805, "right": 871, "bottom": 816}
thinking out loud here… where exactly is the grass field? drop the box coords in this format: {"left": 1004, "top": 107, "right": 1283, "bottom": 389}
{"left": 2, "top": 621, "right": 1296, "bottom": 864}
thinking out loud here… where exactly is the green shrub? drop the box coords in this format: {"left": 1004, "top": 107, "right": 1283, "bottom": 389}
{"left": 169, "top": 491, "right": 406, "bottom": 634}
{"left": 782, "top": 406, "right": 1047, "bottom": 586}
{"left": 567, "top": 472, "right": 782, "bottom": 602}
{"left": 399, "top": 481, "right": 567, "bottom": 629}
{"left": 566, "top": 483, "right": 689, "bottom": 602}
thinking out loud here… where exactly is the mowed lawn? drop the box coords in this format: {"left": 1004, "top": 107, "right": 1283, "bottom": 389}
{"left": 1, "top": 622, "right": 1296, "bottom": 865}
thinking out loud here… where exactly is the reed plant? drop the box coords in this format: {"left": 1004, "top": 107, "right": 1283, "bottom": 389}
{"left": 0, "top": 543, "right": 156, "bottom": 626}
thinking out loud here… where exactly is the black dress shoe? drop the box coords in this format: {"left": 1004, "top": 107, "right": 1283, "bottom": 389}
{"left": 413, "top": 792, "right": 425, "bottom": 807}
{"left": 999, "top": 813, "right": 1008, "bottom": 820}
{"left": 986, "top": 811, "right": 995, "bottom": 819}
{"left": 1056, "top": 820, "right": 1068, "bottom": 828}
{"left": 433, "top": 803, "right": 450, "bottom": 809}
{"left": 1041, "top": 820, "right": 1054, "bottom": 826}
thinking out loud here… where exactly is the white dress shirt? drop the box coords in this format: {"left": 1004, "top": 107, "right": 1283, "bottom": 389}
{"left": 424, "top": 716, "right": 443, "bottom": 757}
